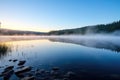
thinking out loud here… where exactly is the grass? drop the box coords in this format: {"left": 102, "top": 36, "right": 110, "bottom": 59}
{"left": 0, "top": 44, "right": 11, "bottom": 58}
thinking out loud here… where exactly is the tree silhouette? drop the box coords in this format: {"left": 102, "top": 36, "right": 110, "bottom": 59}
{"left": 48, "top": 20, "right": 120, "bottom": 35}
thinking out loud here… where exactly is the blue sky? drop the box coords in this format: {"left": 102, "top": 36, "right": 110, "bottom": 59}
{"left": 0, "top": 0, "right": 120, "bottom": 32}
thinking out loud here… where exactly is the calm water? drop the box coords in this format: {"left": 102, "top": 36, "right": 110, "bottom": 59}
{"left": 0, "top": 38, "right": 120, "bottom": 80}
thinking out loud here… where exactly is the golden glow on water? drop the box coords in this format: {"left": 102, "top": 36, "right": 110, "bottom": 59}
{"left": 0, "top": 39, "right": 50, "bottom": 55}
{"left": 3, "top": 39, "right": 50, "bottom": 46}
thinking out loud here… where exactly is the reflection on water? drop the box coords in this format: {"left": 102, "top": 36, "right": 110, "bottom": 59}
{"left": 48, "top": 37, "right": 120, "bottom": 52}
{"left": 0, "top": 39, "right": 120, "bottom": 80}
{"left": 0, "top": 43, "right": 11, "bottom": 59}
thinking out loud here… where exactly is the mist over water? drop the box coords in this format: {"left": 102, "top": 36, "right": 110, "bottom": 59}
{"left": 0, "top": 35, "right": 120, "bottom": 80}
{"left": 0, "top": 34, "right": 120, "bottom": 52}
{"left": 46, "top": 35, "right": 120, "bottom": 52}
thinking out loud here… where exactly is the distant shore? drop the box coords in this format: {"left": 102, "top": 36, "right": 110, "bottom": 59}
{"left": 0, "top": 36, "right": 47, "bottom": 42}
{"left": 0, "top": 35, "right": 120, "bottom": 43}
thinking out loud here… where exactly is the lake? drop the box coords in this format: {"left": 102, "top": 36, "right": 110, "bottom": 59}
{"left": 0, "top": 36, "right": 120, "bottom": 80}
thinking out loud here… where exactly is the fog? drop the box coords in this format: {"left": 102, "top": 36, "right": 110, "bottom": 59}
{"left": 47, "top": 35, "right": 120, "bottom": 52}
{"left": 0, "top": 35, "right": 120, "bottom": 52}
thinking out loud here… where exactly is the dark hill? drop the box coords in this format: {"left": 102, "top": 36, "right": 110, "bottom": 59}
{"left": 48, "top": 20, "right": 120, "bottom": 35}
{"left": 0, "top": 29, "right": 46, "bottom": 35}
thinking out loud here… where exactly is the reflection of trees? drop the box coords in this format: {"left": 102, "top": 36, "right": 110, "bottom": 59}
{"left": 0, "top": 44, "right": 11, "bottom": 59}
{"left": 49, "top": 38, "right": 120, "bottom": 52}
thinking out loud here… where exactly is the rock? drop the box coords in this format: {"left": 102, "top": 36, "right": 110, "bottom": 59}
{"left": 18, "top": 60, "right": 26, "bottom": 66}
{"left": 63, "top": 78, "right": 69, "bottom": 80}
{"left": 18, "top": 72, "right": 34, "bottom": 78}
{"left": 4, "top": 66, "right": 14, "bottom": 71}
{"left": 13, "top": 59, "right": 18, "bottom": 62}
{"left": 1, "top": 66, "right": 14, "bottom": 79}
{"left": 15, "top": 73, "right": 25, "bottom": 78}
{"left": 67, "top": 71, "right": 75, "bottom": 76}
{"left": 9, "top": 59, "right": 12, "bottom": 62}
{"left": 52, "top": 67, "right": 59, "bottom": 71}
{"left": 17, "top": 66, "right": 25, "bottom": 69}
{"left": 0, "top": 66, "right": 4, "bottom": 68}
{"left": 5, "top": 65, "right": 8, "bottom": 66}
{"left": 51, "top": 70, "right": 60, "bottom": 77}
{"left": 40, "top": 69, "right": 45, "bottom": 73}
{"left": 26, "top": 72, "right": 33, "bottom": 77}
{"left": 36, "top": 69, "right": 39, "bottom": 72}
{"left": 51, "top": 67, "right": 60, "bottom": 77}
{"left": 64, "top": 71, "right": 75, "bottom": 78}
{"left": 54, "top": 79, "right": 61, "bottom": 80}
{"left": 45, "top": 71, "right": 50, "bottom": 74}
{"left": 3, "top": 70, "right": 14, "bottom": 80}
{"left": 30, "top": 70, "right": 35, "bottom": 73}
{"left": 15, "top": 66, "right": 32, "bottom": 74}
{"left": 21, "top": 76, "right": 35, "bottom": 80}
{"left": 1, "top": 66, "right": 14, "bottom": 78}
{"left": 0, "top": 73, "right": 3, "bottom": 77}
{"left": 35, "top": 69, "right": 47, "bottom": 77}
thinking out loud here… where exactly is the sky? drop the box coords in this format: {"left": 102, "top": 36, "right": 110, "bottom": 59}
{"left": 0, "top": 0, "right": 120, "bottom": 32}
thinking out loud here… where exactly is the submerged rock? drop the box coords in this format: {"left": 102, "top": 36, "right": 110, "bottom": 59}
{"left": 51, "top": 70, "right": 60, "bottom": 77}
{"left": 64, "top": 71, "right": 75, "bottom": 78}
{"left": 13, "top": 59, "right": 18, "bottom": 62}
{"left": 0, "top": 66, "right": 13, "bottom": 77}
{"left": 8, "top": 59, "right": 12, "bottom": 62}
{"left": 1, "top": 65, "right": 14, "bottom": 80}
{"left": 4, "top": 66, "right": 14, "bottom": 71}
{"left": 40, "top": 69, "right": 45, "bottom": 73}
{"left": 0, "top": 66, "right": 4, "bottom": 68}
{"left": 15, "top": 66, "right": 32, "bottom": 74}
{"left": 21, "top": 76, "right": 35, "bottom": 80}
{"left": 52, "top": 67, "right": 60, "bottom": 71}
{"left": 54, "top": 79, "right": 62, "bottom": 80}
{"left": 0, "top": 73, "right": 3, "bottom": 77}
{"left": 3, "top": 70, "right": 14, "bottom": 80}
{"left": 63, "top": 78, "right": 69, "bottom": 80}
{"left": 35, "top": 69, "right": 46, "bottom": 76}
{"left": 0, "top": 59, "right": 76, "bottom": 80}
{"left": 45, "top": 71, "right": 50, "bottom": 74}
{"left": 18, "top": 60, "right": 26, "bottom": 66}
{"left": 17, "top": 66, "right": 25, "bottom": 69}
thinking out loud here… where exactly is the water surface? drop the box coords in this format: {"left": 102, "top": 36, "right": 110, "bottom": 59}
{"left": 0, "top": 38, "right": 120, "bottom": 80}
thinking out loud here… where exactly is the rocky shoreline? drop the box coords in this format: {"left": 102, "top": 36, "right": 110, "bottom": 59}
{"left": 0, "top": 59, "right": 76, "bottom": 80}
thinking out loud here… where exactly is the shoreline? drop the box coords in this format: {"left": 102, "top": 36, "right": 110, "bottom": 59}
{"left": 0, "top": 35, "right": 120, "bottom": 43}
{"left": 0, "top": 36, "right": 47, "bottom": 42}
